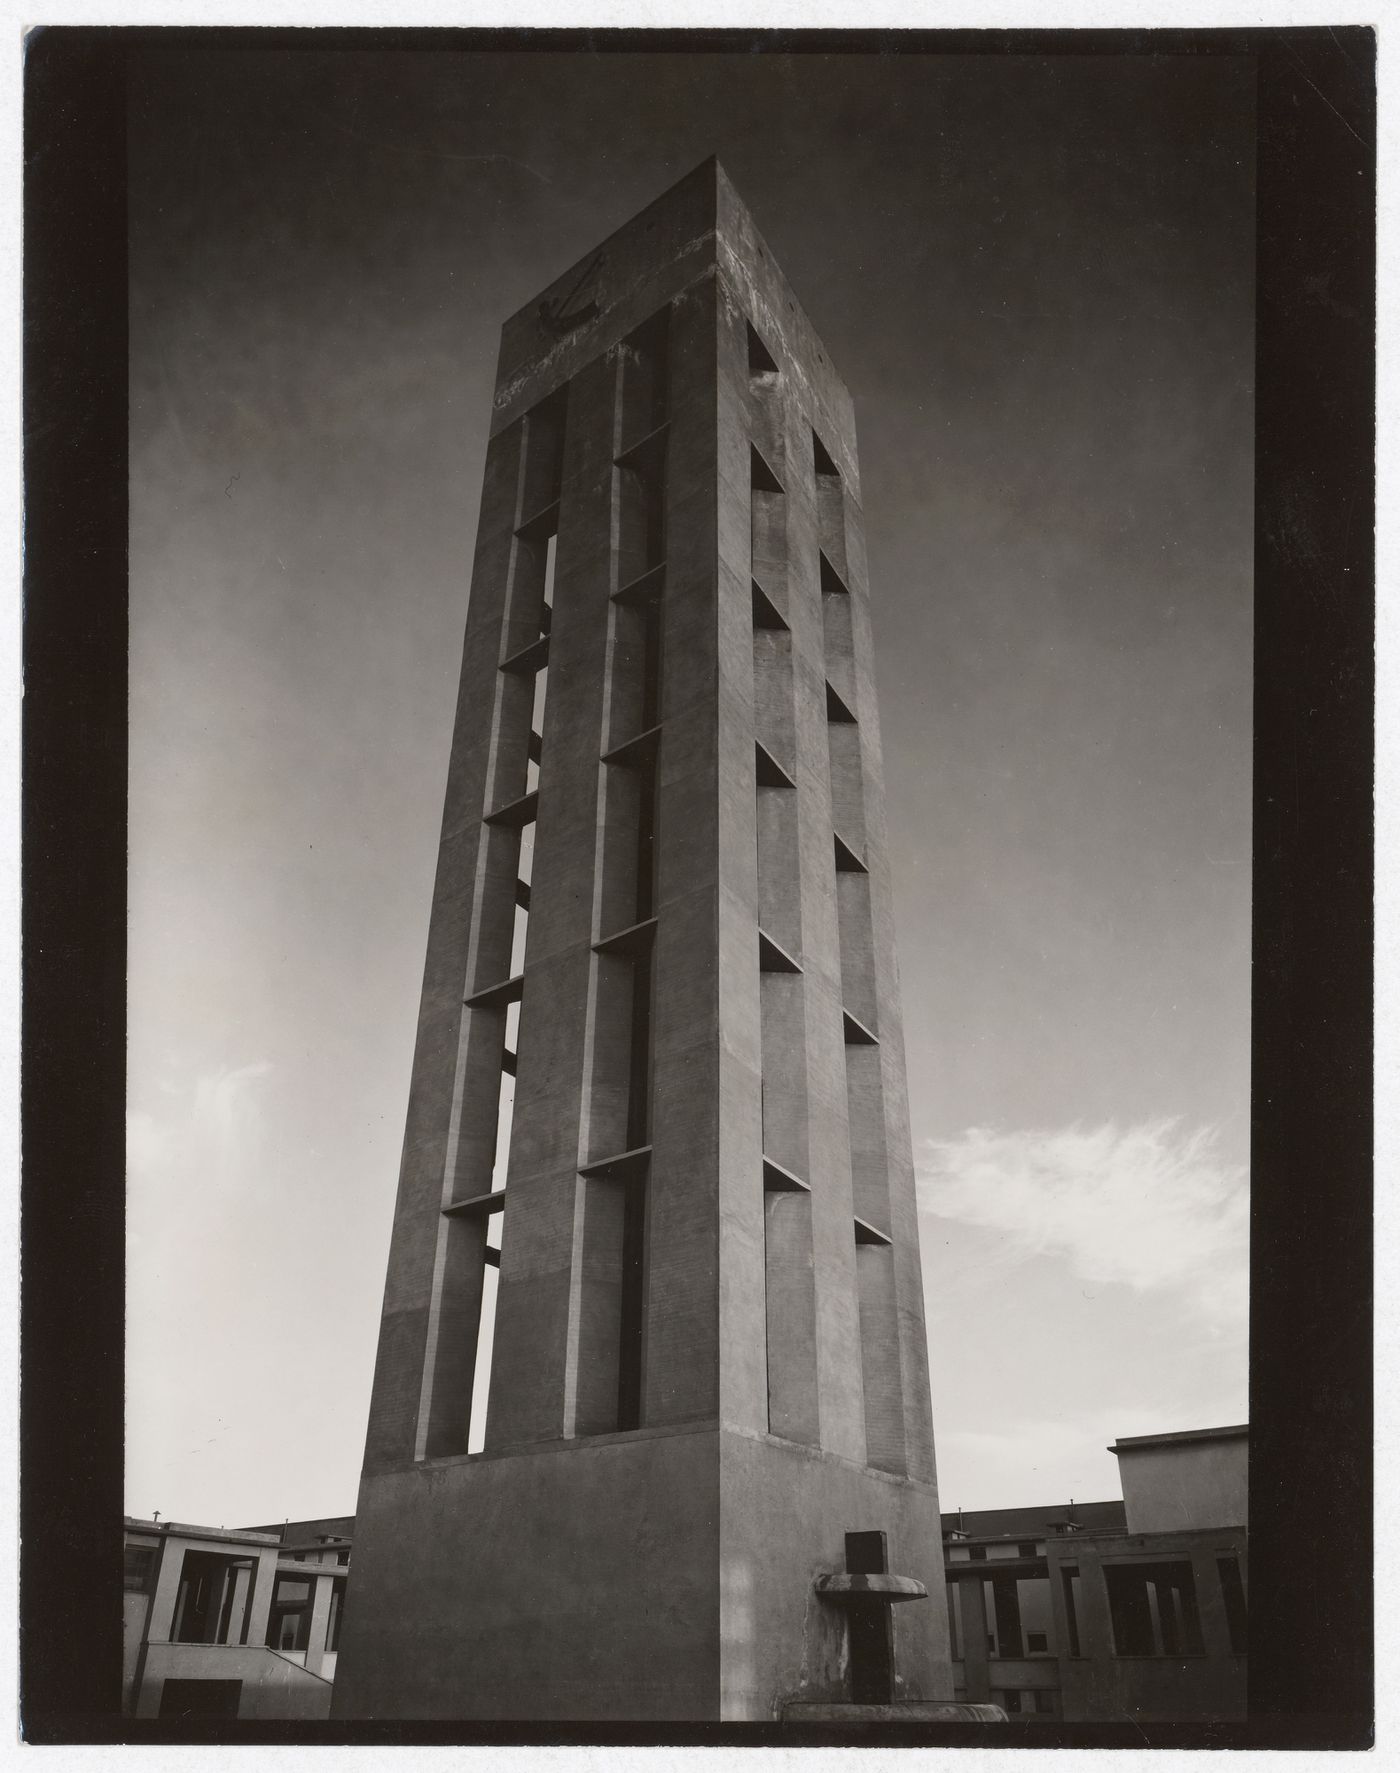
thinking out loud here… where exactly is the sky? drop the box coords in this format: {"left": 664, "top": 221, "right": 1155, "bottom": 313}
{"left": 126, "top": 46, "right": 1254, "bottom": 1527}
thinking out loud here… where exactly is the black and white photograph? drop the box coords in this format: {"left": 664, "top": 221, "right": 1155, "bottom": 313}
{"left": 21, "top": 24, "right": 1374, "bottom": 1748}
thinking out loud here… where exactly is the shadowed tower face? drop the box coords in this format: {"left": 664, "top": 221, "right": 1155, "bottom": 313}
{"left": 331, "top": 159, "right": 951, "bottom": 1723}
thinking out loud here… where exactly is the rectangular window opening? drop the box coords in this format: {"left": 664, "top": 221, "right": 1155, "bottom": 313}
{"left": 266, "top": 1575, "right": 314, "bottom": 1654}
{"left": 509, "top": 900, "right": 529, "bottom": 976}
{"left": 326, "top": 1580, "right": 346, "bottom": 1652}
{"left": 123, "top": 1544, "right": 157, "bottom": 1593}
{"left": 1105, "top": 1560, "right": 1203, "bottom": 1658}
{"left": 1217, "top": 1554, "right": 1248, "bottom": 1654}
{"left": 171, "top": 1551, "right": 255, "bottom": 1647}
{"left": 1062, "top": 1567, "right": 1083, "bottom": 1658}
{"left": 748, "top": 321, "right": 779, "bottom": 380}
{"left": 542, "top": 530, "right": 557, "bottom": 616}
{"left": 491, "top": 1067, "right": 516, "bottom": 1195}
{"left": 466, "top": 1219, "right": 502, "bottom": 1455}
{"left": 750, "top": 443, "right": 783, "bottom": 494}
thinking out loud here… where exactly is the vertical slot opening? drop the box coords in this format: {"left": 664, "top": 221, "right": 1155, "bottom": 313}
{"left": 466, "top": 1201, "right": 504, "bottom": 1455}
{"left": 521, "top": 385, "right": 567, "bottom": 523}
{"left": 542, "top": 530, "right": 557, "bottom": 619}
{"left": 813, "top": 428, "right": 849, "bottom": 582}
{"left": 619, "top": 306, "right": 671, "bottom": 448}
{"left": 747, "top": 321, "right": 779, "bottom": 381}
{"left": 837, "top": 869, "right": 877, "bottom": 1035}
{"left": 1217, "top": 1554, "right": 1248, "bottom": 1654}
{"left": 750, "top": 446, "right": 787, "bottom": 615}
{"left": 1062, "top": 1567, "right": 1083, "bottom": 1658}
{"left": 844, "top": 1038, "right": 887, "bottom": 1232}
{"left": 762, "top": 1169, "right": 818, "bottom": 1445}
{"left": 509, "top": 898, "right": 529, "bottom": 976}
{"left": 617, "top": 449, "right": 667, "bottom": 589}
{"left": 827, "top": 714, "right": 866, "bottom": 856}
{"left": 856, "top": 1234, "right": 906, "bottom": 1474}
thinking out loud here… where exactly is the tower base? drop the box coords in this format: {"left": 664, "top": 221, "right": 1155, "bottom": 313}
{"left": 331, "top": 1423, "right": 951, "bottom": 1721}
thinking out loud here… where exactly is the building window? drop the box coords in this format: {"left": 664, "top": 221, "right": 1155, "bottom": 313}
{"left": 1017, "top": 1542, "right": 1037, "bottom": 1558}
{"left": 123, "top": 1544, "right": 156, "bottom": 1593}
{"left": 1000, "top": 1689, "right": 1022, "bottom": 1714}
{"left": 1217, "top": 1554, "right": 1248, "bottom": 1654}
{"left": 266, "top": 1575, "right": 314, "bottom": 1654}
{"left": 336, "top": 1549, "right": 349, "bottom": 1567}
{"left": 985, "top": 1574, "right": 1051, "bottom": 1660}
{"left": 326, "top": 1578, "right": 346, "bottom": 1652}
{"left": 1105, "top": 1560, "right": 1204, "bottom": 1658}
{"left": 968, "top": 1546, "right": 987, "bottom": 1561}
{"left": 1026, "top": 1631, "right": 1049, "bottom": 1654}
{"left": 170, "top": 1550, "right": 255, "bottom": 1646}
{"left": 1062, "top": 1567, "right": 1083, "bottom": 1658}
{"left": 1033, "top": 1690, "right": 1056, "bottom": 1716}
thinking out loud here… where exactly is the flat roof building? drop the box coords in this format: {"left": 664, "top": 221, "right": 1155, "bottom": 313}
{"left": 122, "top": 1516, "right": 351, "bottom": 1719}
{"left": 942, "top": 1425, "right": 1248, "bottom": 1723}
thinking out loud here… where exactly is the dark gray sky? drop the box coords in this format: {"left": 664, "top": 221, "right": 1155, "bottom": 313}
{"left": 127, "top": 46, "right": 1253, "bottom": 1524}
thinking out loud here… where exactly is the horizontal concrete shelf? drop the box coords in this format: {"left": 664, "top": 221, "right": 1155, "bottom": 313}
{"left": 758, "top": 929, "right": 802, "bottom": 974}
{"left": 613, "top": 562, "right": 665, "bottom": 607}
{"left": 579, "top": 1144, "right": 652, "bottom": 1181}
{"left": 484, "top": 788, "right": 539, "bottom": 830}
{"left": 593, "top": 916, "right": 658, "bottom": 959}
{"left": 499, "top": 633, "right": 550, "bottom": 677}
{"left": 842, "top": 1009, "right": 879, "bottom": 1046}
{"left": 515, "top": 497, "right": 560, "bottom": 540}
{"left": 819, "top": 550, "right": 851, "bottom": 597}
{"left": 602, "top": 722, "right": 663, "bottom": 769}
{"left": 615, "top": 420, "right": 670, "bottom": 472}
{"left": 464, "top": 973, "right": 525, "bottom": 1011}
{"left": 834, "top": 832, "right": 868, "bottom": 874}
{"left": 751, "top": 577, "right": 789, "bottom": 631}
{"left": 825, "top": 680, "right": 858, "bottom": 724}
{"left": 813, "top": 1572, "right": 928, "bottom": 1602}
{"left": 442, "top": 1190, "right": 507, "bottom": 1219}
{"left": 755, "top": 740, "right": 796, "bottom": 790}
{"left": 853, "top": 1215, "right": 892, "bottom": 1247}
{"left": 762, "top": 1156, "right": 810, "bottom": 1194}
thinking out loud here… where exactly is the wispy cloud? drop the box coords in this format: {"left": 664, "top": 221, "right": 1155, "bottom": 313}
{"left": 918, "top": 1118, "right": 1248, "bottom": 1330}
{"left": 128, "top": 1060, "right": 273, "bottom": 1185}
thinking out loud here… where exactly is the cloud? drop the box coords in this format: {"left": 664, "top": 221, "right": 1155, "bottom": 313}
{"left": 918, "top": 1117, "right": 1248, "bottom": 1330}
{"left": 128, "top": 1060, "right": 273, "bottom": 1185}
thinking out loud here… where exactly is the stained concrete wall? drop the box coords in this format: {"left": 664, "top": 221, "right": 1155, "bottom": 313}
{"left": 332, "top": 1426, "right": 720, "bottom": 1719}
{"left": 1115, "top": 1433, "right": 1248, "bottom": 1533}
{"left": 718, "top": 1428, "right": 951, "bottom": 1720}
{"left": 341, "top": 157, "right": 949, "bottom": 1722}
{"left": 134, "top": 1643, "right": 334, "bottom": 1720}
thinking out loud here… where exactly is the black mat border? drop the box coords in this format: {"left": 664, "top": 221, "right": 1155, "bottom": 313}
{"left": 20, "top": 24, "right": 1374, "bottom": 1749}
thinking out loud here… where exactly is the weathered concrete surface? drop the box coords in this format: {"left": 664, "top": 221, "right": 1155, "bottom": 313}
{"left": 334, "top": 1426, "right": 721, "bottom": 1719}
{"left": 339, "top": 158, "right": 951, "bottom": 1723}
{"left": 1113, "top": 1425, "right": 1248, "bottom": 1533}
{"left": 134, "top": 1643, "right": 334, "bottom": 1720}
{"left": 717, "top": 1429, "right": 951, "bottom": 1721}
